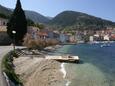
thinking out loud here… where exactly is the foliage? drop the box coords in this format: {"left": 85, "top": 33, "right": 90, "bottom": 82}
{"left": 2, "top": 51, "right": 22, "bottom": 85}
{"left": 35, "top": 23, "right": 45, "bottom": 30}
{"left": 0, "top": 4, "right": 49, "bottom": 24}
{"left": 7, "top": 0, "right": 27, "bottom": 44}
{"left": 23, "top": 33, "right": 59, "bottom": 49}
{"left": 0, "top": 5, "right": 12, "bottom": 17}
{"left": 45, "top": 39, "right": 60, "bottom": 46}
{"left": 0, "top": 13, "right": 9, "bottom": 19}
{"left": 27, "top": 18, "right": 34, "bottom": 26}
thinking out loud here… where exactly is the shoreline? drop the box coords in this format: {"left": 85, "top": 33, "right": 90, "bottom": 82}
{"left": 60, "top": 63, "right": 66, "bottom": 78}
{"left": 57, "top": 45, "right": 73, "bottom": 86}
{"left": 13, "top": 44, "right": 73, "bottom": 86}
{"left": 60, "top": 63, "right": 71, "bottom": 86}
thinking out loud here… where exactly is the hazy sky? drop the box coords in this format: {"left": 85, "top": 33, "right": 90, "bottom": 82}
{"left": 1, "top": 0, "right": 115, "bottom": 21}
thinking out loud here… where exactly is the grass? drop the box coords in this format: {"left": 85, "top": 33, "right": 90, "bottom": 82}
{"left": 1, "top": 50, "right": 23, "bottom": 85}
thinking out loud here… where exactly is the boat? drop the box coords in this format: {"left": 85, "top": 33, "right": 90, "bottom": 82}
{"left": 100, "top": 43, "right": 110, "bottom": 47}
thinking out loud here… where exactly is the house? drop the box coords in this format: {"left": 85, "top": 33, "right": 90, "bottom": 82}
{"left": 103, "top": 35, "right": 109, "bottom": 41}
{"left": 38, "top": 31, "right": 48, "bottom": 39}
{"left": 110, "top": 34, "right": 115, "bottom": 40}
{"left": 69, "top": 35, "right": 77, "bottom": 43}
{"left": 47, "top": 31, "right": 54, "bottom": 39}
{"left": 44, "top": 29, "right": 54, "bottom": 39}
{"left": 89, "top": 36, "right": 94, "bottom": 42}
{"left": 59, "top": 33, "right": 68, "bottom": 43}
{"left": 0, "top": 18, "right": 8, "bottom": 26}
{"left": 27, "top": 26, "right": 40, "bottom": 39}
{"left": 28, "top": 26, "right": 39, "bottom": 33}
{"left": 53, "top": 32, "right": 60, "bottom": 41}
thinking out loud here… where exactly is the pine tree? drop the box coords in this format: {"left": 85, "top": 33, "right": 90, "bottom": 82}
{"left": 7, "top": 0, "right": 27, "bottom": 44}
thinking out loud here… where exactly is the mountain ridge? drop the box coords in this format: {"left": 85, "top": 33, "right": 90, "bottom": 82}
{"left": 49, "top": 11, "right": 115, "bottom": 30}
{"left": 0, "top": 5, "right": 115, "bottom": 30}
{"left": 0, "top": 5, "right": 50, "bottom": 23}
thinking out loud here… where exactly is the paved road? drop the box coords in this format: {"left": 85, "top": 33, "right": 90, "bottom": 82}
{"left": 0, "top": 46, "right": 13, "bottom": 86}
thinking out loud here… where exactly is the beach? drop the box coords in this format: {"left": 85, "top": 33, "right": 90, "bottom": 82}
{"left": 13, "top": 56, "right": 66, "bottom": 86}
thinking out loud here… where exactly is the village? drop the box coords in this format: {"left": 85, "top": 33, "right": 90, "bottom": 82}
{"left": 1, "top": 0, "right": 115, "bottom": 86}
{"left": 0, "top": 17, "right": 115, "bottom": 45}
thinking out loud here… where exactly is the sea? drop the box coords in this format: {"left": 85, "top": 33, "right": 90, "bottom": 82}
{"left": 54, "top": 43, "right": 115, "bottom": 86}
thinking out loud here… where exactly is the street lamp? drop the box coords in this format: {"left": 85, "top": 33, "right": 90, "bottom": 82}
{"left": 12, "top": 30, "right": 16, "bottom": 52}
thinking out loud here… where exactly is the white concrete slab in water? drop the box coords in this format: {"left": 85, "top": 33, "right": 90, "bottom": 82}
{"left": 45, "top": 55, "right": 80, "bottom": 62}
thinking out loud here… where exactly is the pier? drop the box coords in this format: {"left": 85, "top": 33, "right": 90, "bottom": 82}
{"left": 60, "top": 43, "right": 77, "bottom": 45}
{"left": 45, "top": 55, "right": 80, "bottom": 63}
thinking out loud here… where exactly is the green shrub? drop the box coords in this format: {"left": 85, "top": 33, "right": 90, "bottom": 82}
{"left": 2, "top": 51, "right": 22, "bottom": 85}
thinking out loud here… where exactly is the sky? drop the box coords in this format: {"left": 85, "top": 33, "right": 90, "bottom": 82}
{"left": 0, "top": 0, "right": 115, "bottom": 22}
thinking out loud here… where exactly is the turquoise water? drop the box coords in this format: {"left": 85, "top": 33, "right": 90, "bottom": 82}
{"left": 55, "top": 43, "right": 115, "bottom": 86}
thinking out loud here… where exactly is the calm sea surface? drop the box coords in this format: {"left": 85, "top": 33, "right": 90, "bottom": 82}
{"left": 55, "top": 43, "right": 115, "bottom": 86}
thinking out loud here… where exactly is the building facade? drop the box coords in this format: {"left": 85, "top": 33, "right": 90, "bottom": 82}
{"left": 0, "top": 18, "right": 8, "bottom": 26}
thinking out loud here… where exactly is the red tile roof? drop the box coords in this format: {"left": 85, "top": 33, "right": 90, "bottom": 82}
{"left": 38, "top": 32, "right": 48, "bottom": 36}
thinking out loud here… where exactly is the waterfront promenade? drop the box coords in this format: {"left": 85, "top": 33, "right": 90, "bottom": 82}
{"left": 0, "top": 46, "right": 12, "bottom": 86}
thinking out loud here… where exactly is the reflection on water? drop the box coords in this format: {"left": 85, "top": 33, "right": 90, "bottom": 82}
{"left": 56, "top": 43, "right": 115, "bottom": 86}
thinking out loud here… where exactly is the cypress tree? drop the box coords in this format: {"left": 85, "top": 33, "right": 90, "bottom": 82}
{"left": 7, "top": 0, "right": 27, "bottom": 44}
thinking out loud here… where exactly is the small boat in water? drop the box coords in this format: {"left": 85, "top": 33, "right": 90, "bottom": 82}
{"left": 101, "top": 35, "right": 111, "bottom": 47}
{"left": 100, "top": 43, "right": 110, "bottom": 47}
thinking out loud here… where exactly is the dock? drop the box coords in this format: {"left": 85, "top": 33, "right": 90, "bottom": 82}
{"left": 45, "top": 55, "right": 80, "bottom": 63}
{"left": 60, "top": 43, "right": 77, "bottom": 45}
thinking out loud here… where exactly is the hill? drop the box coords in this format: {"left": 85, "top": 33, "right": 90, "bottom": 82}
{"left": 0, "top": 5, "right": 12, "bottom": 18}
{"left": 49, "top": 11, "right": 115, "bottom": 30}
{"left": 1, "top": 5, "right": 115, "bottom": 30}
{"left": 0, "top": 5, "right": 49, "bottom": 23}
{"left": 25, "top": 10, "right": 50, "bottom": 23}
{"left": 46, "top": 16, "right": 53, "bottom": 20}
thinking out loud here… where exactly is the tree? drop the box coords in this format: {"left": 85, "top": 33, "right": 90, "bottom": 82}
{"left": 27, "top": 19, "right": 34, "bottom": 26}
{"left": 7, "top": 0, "right": 27, "bottom": 44}
{"left": 35, "top": 23, "right": 44, "bottom": 30}
{"left": 0, "top": 13, "right": 9, "bottom": 19}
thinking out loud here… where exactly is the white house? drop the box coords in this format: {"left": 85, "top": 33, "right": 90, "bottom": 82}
{"left": 89, "top": 36, "right": 94, "bottom": 42}
{"left": 60, "top": 33, "right": 66, "bottom": 43}
{"left": 104, "top": 35, "right": 109, "bottom": 41}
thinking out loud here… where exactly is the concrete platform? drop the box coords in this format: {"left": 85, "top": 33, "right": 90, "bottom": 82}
{"left": 45, "top": 55, "right": 80, "bottom": 63}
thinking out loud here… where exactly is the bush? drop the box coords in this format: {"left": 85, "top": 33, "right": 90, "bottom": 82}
{"left": 23, "top": 33, "right": 59, "bottom": 49}
{"left": 23, "top": 33, "right": 39, "bottom": 49}
{"left": 0, "top": 13, "right": 9, "bottom": 19}
{"left": 45, "top": 39, "right": 59, "bottom": 46}
{"left": 2, "top": 51, "right": 22, "bottom": 85}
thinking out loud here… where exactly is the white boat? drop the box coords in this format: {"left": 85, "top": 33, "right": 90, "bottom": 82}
{"left": 100, "top": 43, "right": 110, "bottom": 47}
{"left": 100, "top": 35, "right": 111, "bottom": 47}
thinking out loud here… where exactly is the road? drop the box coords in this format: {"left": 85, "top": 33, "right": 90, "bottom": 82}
{"left": 0, "top": 46, "right": 13, "bottom": 86}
